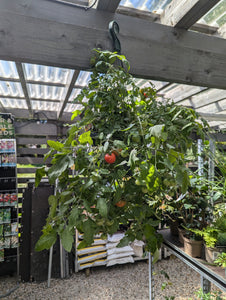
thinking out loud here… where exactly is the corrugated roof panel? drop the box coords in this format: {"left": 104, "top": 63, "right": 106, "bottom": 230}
{"left": 69, "top": 88, "right": 82, "bottom": 102}
{"left": 0, "top": 61, "right": 18, "bottom": 79}
{"left": 27, "top": 84, "right": 65, "bottom": 100}
{"left": 0, "top": 82, "right": 23, "bottom": 97}
{"left": 120, "top": 0, "right": 172, "bottom": 13}
{"left": 23, "top": 63, "right": 71, "bottom": 84}
{"left": 199, "top": 0, "right": 226, "bottom": 27}
{"left": 31, "top": 100, "right": 60, "bottom": 111}
{"left": 0, "top": 98, "right": 27, "bottom": 109}
{"left": 64, "top": 103, "right": 84, "bottom": 113}
{"left": 76, "top": 71, "right": 91, "bottom": 86}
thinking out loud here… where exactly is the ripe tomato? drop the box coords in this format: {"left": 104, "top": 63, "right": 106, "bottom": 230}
{"left": 104, "top": 153, "right": 116, "bottom": 164}
{"left": 115, "top": 200, "right": 126, "bottom": 207}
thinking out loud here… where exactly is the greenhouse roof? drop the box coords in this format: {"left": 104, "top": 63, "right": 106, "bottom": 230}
{"left": 0, "top": 0, "right": 226, "bottom": 130}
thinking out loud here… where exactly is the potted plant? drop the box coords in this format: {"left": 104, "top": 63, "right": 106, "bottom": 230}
{"left": 214, "top": 252, "right": 226, "bottom": 278}
{"left": 193, "top": 213, "right": 226, "bottom": 263}
{"left": 34, "top": 50, "right": 209, "bottom": 257}
{"left": 171, "top": 176, "right": 214, "bottom": 257}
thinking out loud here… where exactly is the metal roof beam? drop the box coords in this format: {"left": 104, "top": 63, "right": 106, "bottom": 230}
{"left": 161, "top": 0, "right": 221, "bottom": 30}
{"left": 15, "top": 62, "right": 33, "bottom": 116}
{"left": 57, "top": 70, "right": 80, "bottom": 119}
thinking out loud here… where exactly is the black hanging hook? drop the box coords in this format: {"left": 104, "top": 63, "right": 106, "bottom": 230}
{"left": 109, "top": 20, "right": 121, "bottom": 54}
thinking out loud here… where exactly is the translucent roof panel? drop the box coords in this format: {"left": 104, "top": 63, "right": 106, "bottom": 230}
{"left": 31, "top": 100, "right": 60, "bottom": 112}
{"left": 23, "top": 63, "right": 71, "bottom": 84}
{"left": 198, "top": 0, "right": 226, "bottom": 27}
{"left": 0, "top": 82, "right": 23, "bottom": 98}
{"left": 0, "top": 61, "right": 18, "bottom": 79}
{"left": 69, "top": 88, "right": 82, "bottom": 102}
{"left": 75, "top": 71, "right": 91, "bottom": 86}
{"left": 120, "top": 0, "right": 172, "bottom": 13}
{"left": 0, "top": 98, "right": 27, "bottom": 109}
{"left": 27, "top": 84, "right": 65, "bottom": 100}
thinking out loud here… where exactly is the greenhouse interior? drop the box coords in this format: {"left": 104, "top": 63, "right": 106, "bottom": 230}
{"left": 0, "top": 0, "right": 226, "bottom": 299}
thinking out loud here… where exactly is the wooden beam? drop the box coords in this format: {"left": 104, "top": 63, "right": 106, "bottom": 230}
{"left": 161, "top": 0, "right": 221, "bottom": 29}
{"left": 15, "top": 122, "right": 58, "bottom": 135}
{"left": 96, "top": 0, "right": 121, "bottom": 12}
{"left": 57, "top": 70, "right": 79, "bottom": 119}
{"left": 117, "top": 6, "right": 160, "bottom": 22}
{"left": 1, "top": 0, "right": 226, "bottom": 89}
{"left": 15, "top": 62, "right": 33, "bottom": 116}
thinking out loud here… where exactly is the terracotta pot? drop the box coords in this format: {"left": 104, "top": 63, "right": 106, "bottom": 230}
{"left": 183, "top": 236, "right": 202, "bottom": 258}
{"left": 205, "top": 245, "right": 226, "bottom": 264}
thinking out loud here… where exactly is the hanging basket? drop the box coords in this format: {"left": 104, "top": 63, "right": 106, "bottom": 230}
{"left": 183, "top": 237, "right": 202, "bottom": 258}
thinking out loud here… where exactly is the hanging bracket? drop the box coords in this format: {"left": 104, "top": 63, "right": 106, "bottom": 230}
{"left": 109, "top": 20, "right": 121, "bottom": 54}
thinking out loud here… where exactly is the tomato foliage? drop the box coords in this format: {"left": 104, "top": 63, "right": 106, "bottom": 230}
{"left": 35, "top": 50, "right": 209, "bottom": 254}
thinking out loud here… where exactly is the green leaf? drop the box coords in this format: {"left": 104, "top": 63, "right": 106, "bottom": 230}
{"left": 68, "top": 207, "right": 80, "bottom": 229}
{"left": 78, "top": 131, "right": 93, "bottom": 145}
{"left": 35, "top": 230, "right": 57, "bottom": 251}
{"left": 71, "top": 109, "right": 82, "bottom": 120}
{"left": 83, "top": 218, "right": 95, "bottom": 245}
{"left": 48, "top": 155, "right": 74, "bottom": 184}
{"left": 47, "top": 140, "right": 64, "bottom": 151}
{"left": 184, "top": 204, "right": 193, "bottom": 209}
{"left": 181, "top": 170, "right": 189, "bottom": 193}
{"left": 171, "top": 109, "right": 183, "bottom": 121}
{"left": 77, "top": 240, "right": 88, "bottom": 250}
{"left": 97, "top": 198, "right": 108, "bottom": 218}
{"left": 144, "top": 224, "right": 155, "bottom": 239}
{"left": 128, "top": 149, "right": 139, "bottom": 167}
{"left": 48, "top": 195, "right": 58, "bottom": 219}
{"left": 117, "top": 236, "right": 130, "bottom": 247}
{"left": 149, "top": 124, "right": 165, "bottom": 138}
{"left": 103, "top": 141, "right": 109, "bottom": 152}
{"left": 121, "top": 124, "right": 135, "bottom": 131}
{"left": 60, "top": 226, "right": 74, "bottom": 252}
{"left": 35, "top": 167, "right": 46, "bottom": 187}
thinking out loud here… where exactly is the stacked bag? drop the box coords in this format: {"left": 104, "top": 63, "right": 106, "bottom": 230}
{"left": 76, "top": 232, "right": 146, "bottom": 270}
{"left": 106, "top": 232, "right": 145, "bottom": 267}
{"left": 77, "top": 234, "right": 107, "bottom": 270}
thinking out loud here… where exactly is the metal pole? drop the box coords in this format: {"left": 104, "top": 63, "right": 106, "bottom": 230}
{"left": 148, "top": 252, "right": 154, "bottom": 300}
{"left": 208, "top": 139, "right": 215, "bottom": 206}
{"left": 201, "top": 275, "right": 211, "bottom": 296}
{"left": 60, "top": 240, "right": 64, "bottom": 278}
{"left": 198, "top": 139, "right": 204, "bottom": 176}
{"left": 47, "top": 179, "right": 58, "bottom": 287}
{"left": 47, "top": 246, "right": 53, "bottom": 288}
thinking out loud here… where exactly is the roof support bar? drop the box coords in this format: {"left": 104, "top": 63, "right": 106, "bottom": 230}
{"left": 95, "top": 0, "right": 121, "bottom": 12}
{"left": 15, "top": 62, "right": 33, "bottom": 116}
{"left": 161, "top": 0, "right": 221, "bottom": 29}
{"left": 57, "top": 70, "right": 80, "bottom": 119}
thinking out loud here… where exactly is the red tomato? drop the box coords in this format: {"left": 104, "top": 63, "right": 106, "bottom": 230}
{"left": 115, "top": 200, "right": 126, "bottom": 207}
{"left": 104, "top": 153, "right": 116, "bottom": 164}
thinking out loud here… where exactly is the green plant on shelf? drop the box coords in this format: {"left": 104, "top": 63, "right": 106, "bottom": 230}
{"left": 214, "top": 252, "right": 226, "bottom": 268}
{"left": 192, "top": 213, "right": 226, "bottom": 247}
{"left": 34, "top": 49, "right": 212, "bottom": 254}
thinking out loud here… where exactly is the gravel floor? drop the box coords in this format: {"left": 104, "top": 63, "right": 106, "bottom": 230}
{"left": 0, "top": 257, "right": 225, "bottom": 300}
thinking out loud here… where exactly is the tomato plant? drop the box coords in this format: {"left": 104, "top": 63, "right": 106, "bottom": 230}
{"left": 35, "top": 49, "right": 210, "bottom": 254}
